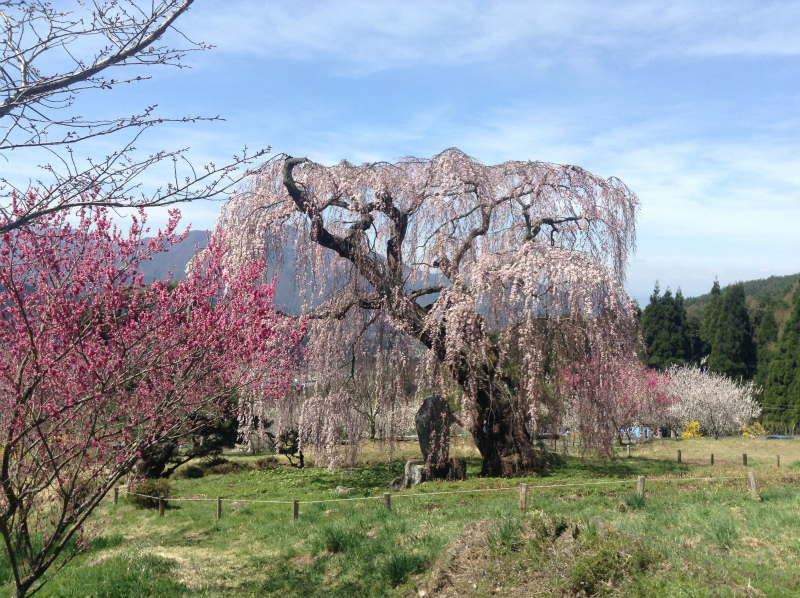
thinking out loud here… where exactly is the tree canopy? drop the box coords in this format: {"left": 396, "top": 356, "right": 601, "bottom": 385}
{"left": 0, "top": 205, "right": 303, "bottom": 597}
{"left": 761, "top": 288, "right": 800, "bottom": 433}
{"left": 213, "top": 149, "right": 640, "bottom": 475}
{"left": 705, "top": 283, "right": 757, "bottom": 380}
{"left": 640, "top": 283, "right": 697, "bottom": 370}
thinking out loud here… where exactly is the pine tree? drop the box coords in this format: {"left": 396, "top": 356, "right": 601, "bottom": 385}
{"left": 707, "top": 283, "right": 757, "bottom": 379}
{"left": 641, "top": 282, "right": 695, "bottom": 370}
{"left": 762, "top": 288, "right": 800, "bottom": 433}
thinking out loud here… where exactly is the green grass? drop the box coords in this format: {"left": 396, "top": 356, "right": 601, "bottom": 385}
{"left": 3, "top": 439, "right": 800, "bottom": 597}
{"left": 39, "top": 552, "right": 187, "bottom": 598}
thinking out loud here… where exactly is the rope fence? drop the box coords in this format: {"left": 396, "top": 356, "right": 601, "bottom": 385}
{"left": 112, "top": 469, "right": 800, "bottom": 521}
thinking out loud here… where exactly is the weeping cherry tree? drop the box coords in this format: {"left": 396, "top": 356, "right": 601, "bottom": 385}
{"left": 213, "top": 149, "right": 640, "bottom": 476}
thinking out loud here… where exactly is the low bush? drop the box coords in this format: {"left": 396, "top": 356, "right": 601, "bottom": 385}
{"left": 204, "top": 461, "right": 247, "bottom": 476}
{"left": 567, "top": 532, "right": 653, "bottom": 596}
{"left": 681, "top": 421, "right": 703, "bottom": 439}
{"left": 742, "top": 421, "right": 767, "bottom": 438}
{"left": 129, "top": 479, "right": 171, "bottom": 510}
{"left": 174, "top": 464, "right": 204, "bottom": 479}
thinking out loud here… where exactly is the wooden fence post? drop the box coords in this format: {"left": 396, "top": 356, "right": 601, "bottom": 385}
{"left": 627, "top": 445, "right": 631, "bottom": 458}
{"left": 677, "top": 450, "right": 681, "bottom": 463}
{"left": 216, "top": 496, "right": 222, "bottom": 520}
{"left": 748, "top": 472, "right": 760, "bottom": 501}
{"left": 384, "top": 493, "right": 391, "bottom": 511}
{"left": 710, "top": 453, "right": 714, "bottom": 466}
{"left": 292, "top": 499, "right": 299, "bottom": 522}
{"left": 158, "top": 496, "right": 165, "bottom": 517}
{"left": 743, "top": 453, "right": 748, "bottom": 467}
{"left": 637, "top": 476, "right": 646, "bottom": 499}
{"left": 113, "top": 487, "right": 119, "bottom": 505}
{"left": 777, "top": 455, "right": 780, "bottom": 468}
{"left": 519, "top": 483, "right": 528, "bottom": 512}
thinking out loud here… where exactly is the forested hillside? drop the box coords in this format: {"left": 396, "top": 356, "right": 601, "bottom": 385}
{"left": 642, "top": 275, "right": 800, "bottom": 433}
{"left": 684, "top": 272, "right": 799, "bottom": 312}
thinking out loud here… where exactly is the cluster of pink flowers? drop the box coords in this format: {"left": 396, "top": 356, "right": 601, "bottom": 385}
{"left": 0, "top": 198, "right": 304, "bottom": 590}
{"left": 560, "top": 356, "right": 675, "bottom": 451}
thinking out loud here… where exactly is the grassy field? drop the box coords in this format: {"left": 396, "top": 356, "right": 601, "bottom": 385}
{"left": 4, "top": 437, "right": 800, "bottom": 598}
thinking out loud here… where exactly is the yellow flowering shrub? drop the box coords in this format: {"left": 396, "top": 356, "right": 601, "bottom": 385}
{"left": 742, "top": 422, "right": 767, "bottom": 438}
{"left": 681, "top": 421, "right": 703, "bottom": 439}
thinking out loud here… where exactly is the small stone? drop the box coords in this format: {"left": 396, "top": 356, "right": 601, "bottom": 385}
{"left": 387, "top": 476, "right": 404, "bottom": 491}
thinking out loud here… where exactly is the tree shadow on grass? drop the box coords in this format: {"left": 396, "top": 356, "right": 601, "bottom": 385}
{"left": 538, "top": 454, "right": 691, "bottom": 479}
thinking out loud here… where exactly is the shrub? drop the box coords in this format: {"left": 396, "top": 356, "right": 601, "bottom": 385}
{"left": 681, "top": 421, "right": 703, "bottom": 439}
{"left": 129, "top": 479, "right": 171, "bottom": 510}
{"left": 174, "top": 464, "right": 204, "bottom": 479}
{"left": 567, "top": 533, "right": 654, "bottom": 595}
{"left": 204, "top": 461, "right": 246, "bottom": 476}
{"left": 200, "top": 455, "right": 230, "bottom": 468}
{"left": 742, "top": 421, "right": 767, "bottom": 438}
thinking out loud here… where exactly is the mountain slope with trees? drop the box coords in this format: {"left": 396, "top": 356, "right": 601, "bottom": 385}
{"left": 684, "top": 272, "right": 799, "bottom": 315}
{"left": 760, "top": 287, "right": 800, "bottom": 433}
{"left": 644, "top": 276, "right": 799, "bottom": 433}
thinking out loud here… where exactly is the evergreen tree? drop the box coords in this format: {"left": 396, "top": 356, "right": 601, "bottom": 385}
{"left": 700, "top": 280, "right": 723, "bottom": 356}
{"left": 641, "top": 282, "right": 695, "bottom": 370}
{"left": 762, "top": 288, "right": 800, "bottom": 433}
{"left": 754, "top": 299, "right": 780, "bottom": 389}
{"left": 707, "top": 283, "right": 757, "bottom": 379}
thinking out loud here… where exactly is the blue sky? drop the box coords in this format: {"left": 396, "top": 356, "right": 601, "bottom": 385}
{"left": 21, "top": 1, "right": 800, "bottom": 302}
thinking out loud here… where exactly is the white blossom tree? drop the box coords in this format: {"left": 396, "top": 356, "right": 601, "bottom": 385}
{"left": 664, "top": 363, "right": 761, "bottom": 439}
{"left": 213, "top": 150, "right": 640, "bottom": 476}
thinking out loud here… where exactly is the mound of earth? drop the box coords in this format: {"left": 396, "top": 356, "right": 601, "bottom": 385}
{"left": 419, "top": 514, "right": 656, "bottom": 597}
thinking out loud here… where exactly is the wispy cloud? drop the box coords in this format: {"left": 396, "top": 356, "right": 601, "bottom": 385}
{"left": 187, "top": 1, "right": 800, "bottom": 74}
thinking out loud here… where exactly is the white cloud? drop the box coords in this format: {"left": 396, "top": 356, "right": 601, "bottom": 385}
{"left": 186, "top": 1, "right": 800, "bottom": 74}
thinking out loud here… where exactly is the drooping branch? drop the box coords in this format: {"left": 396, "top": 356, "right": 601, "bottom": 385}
{"left": 218, "top": 149, "right": 641, "bottom": 474}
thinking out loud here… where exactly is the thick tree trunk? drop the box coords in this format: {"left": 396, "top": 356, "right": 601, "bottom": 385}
{"left": 471, "top": 385, "right": 538, "bottom": 477}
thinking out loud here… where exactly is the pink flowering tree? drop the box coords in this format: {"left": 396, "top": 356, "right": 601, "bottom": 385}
{"left": 0, "top": 197, "right": 304, "bottom": 598}
{"left": 214, "top": 149, "right": 640, "bottom": 476}
{"left": 560, "top": 357, "right": 674, "bottom": 451}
